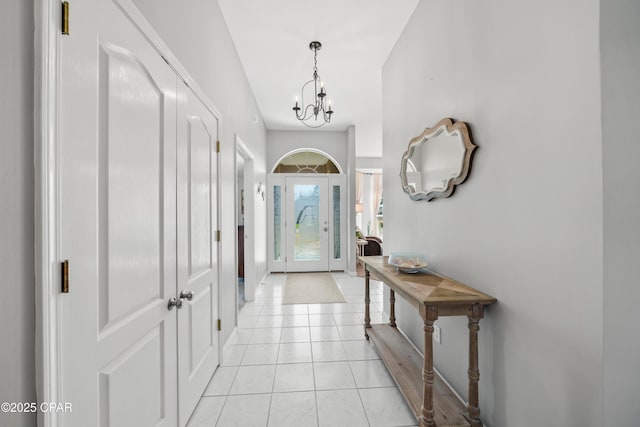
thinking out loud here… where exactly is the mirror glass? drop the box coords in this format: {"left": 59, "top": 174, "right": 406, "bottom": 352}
{"left": 400, "top": 118, "right": 476, "bottom": 201}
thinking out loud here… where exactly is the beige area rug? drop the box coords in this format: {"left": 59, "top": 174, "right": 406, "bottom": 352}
{"left": 283, "top": 272, "right": 346, "bottom": 304}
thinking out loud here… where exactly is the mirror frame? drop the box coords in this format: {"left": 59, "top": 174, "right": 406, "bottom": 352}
{"left": 400, "top": 118, "right": 477, "bottom": 202}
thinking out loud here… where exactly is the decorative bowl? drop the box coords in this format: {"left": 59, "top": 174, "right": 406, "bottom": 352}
{"left": 388, "top": 252, "right": 428, "bottom": 273}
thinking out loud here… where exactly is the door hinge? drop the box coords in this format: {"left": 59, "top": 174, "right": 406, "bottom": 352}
{"left": 61, "top": 260, "right": 70, "bottom": 293}
{"left": 215, "top": 230, "right": 221, "bottom": 242}
{"left": 217, "top": 319, "right": 221, "bottom": 331}
{"left": 61, "top": 1, "right": 70, "bottom": 35}
{"left": 216, "top": 140, "right": 220, "bottom": 153}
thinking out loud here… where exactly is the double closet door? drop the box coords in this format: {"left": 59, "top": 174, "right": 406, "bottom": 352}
{"left": 58, "top": 0, "right": 219, "bottom": 426}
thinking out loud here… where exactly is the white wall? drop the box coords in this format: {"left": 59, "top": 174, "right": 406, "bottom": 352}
{"left": 132, "top": 0, "right": 268, "bottom": 346}
{"left": 382, "top": 1, "right": 602, "bottom": 426}
{"left": 601, "top": 0, "right": 640, "bottom": 425}
{"left": 0, "top": 2, "right": 36, "bottom": 427}
{"left": 356, "top": 156, "right": 383, "bottom": 170}
{"left": 347, "top": 126, "right": 357, "bottom": 273}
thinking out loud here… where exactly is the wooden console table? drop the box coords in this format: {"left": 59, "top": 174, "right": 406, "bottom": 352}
{"left": 359, "top": 256, "right": 496, "bottom": 427}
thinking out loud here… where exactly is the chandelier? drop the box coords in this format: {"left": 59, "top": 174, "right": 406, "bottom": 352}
{"left": 292, "top": 41, "right": 334, "bottom": 128}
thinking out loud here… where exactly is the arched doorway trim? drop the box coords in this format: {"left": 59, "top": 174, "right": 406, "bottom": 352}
{"left": 270, "top": 148, "right": 344, "bottom": 174}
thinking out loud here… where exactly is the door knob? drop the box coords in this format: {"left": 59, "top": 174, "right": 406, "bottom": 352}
{"left": 179, "top": 290, "right": 194, "bottom": 301}
{"left": 168, "top": 297, "right": 183, "bottom": 310}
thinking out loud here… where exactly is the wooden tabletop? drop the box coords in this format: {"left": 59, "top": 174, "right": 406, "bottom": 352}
{"left": 359, "top": 256, "right": 496, "bottom": 310}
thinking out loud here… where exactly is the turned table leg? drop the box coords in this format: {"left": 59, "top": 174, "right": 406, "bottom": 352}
{"left": 364, "top": 268, "right": 371, "bottom": 339}
{"left": 389, "top": 289, "right": 397, "bottom": 327}
{"left": 466, "top": 304, "right": 484, "bottom": 427}
{"left": 419, "top": 305, "right": 438, "bottom": 427}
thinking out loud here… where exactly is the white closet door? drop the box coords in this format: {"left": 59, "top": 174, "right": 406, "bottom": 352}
{"left": 176, "top": 82, "right": 220, "bottom": 426}
{"left": 59, "top": 0, "right": 178, "bottom": 425}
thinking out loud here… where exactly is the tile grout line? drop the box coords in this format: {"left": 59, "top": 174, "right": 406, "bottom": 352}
{"left": 200, "top": 273, "right": 398, "bottom": 427}
{"left": 211, "top": 394, "right": 228, "bottom": 427}
{"left": 344, "top": 339, "right": 372, "bottom": 426}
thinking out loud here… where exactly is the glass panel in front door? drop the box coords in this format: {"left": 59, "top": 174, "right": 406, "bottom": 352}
{"left": 294, "top": 184, "right": 321, "bottom": 261}
{"left": 332, "top": 185, "right": 341, "bottom": 259}
{"left": 273, "top": 185, "right": 282, "bottom": 261}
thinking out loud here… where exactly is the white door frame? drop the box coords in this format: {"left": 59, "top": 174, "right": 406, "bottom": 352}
{"left": 34, "top": 1, "right": 224, "bottom": 425}
{"left": 235, "top": 136, "right": 256, "bottom": 304}
{"left": 267, "top": 173, "right": 346, "bottom": 273}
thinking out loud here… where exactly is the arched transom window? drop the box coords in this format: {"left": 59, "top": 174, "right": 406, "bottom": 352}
{"left": 272, "top": 150, "right": 341, "bottom": 174}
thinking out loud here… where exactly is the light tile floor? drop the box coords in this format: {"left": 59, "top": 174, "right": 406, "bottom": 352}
{"left": 187, "top": 272, "right": 417, "bottom": 427}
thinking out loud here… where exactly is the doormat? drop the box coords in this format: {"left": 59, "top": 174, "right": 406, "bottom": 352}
{"left": 283, "top": 272, "right": 346, "bottom": 304}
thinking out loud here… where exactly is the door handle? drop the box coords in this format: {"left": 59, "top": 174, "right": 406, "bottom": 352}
{"left": 179, "top": 290, "right": 194, "bottom": 301}
{"left": 168, "top": 297, "right": 183, "bottom": 310}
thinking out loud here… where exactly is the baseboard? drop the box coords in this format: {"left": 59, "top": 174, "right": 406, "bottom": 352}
{"left": 222, "top": 325, "right": 239, "bottom": 362}
{"left": 259, "top": 271, "right": 269, "bottom": 285}
{"left": 394, "top": 324, "right": 467, "bottom": 408}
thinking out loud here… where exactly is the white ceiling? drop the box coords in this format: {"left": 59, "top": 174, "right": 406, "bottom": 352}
{"left": 216, "top": 0, "right": 419, "bottom": 157}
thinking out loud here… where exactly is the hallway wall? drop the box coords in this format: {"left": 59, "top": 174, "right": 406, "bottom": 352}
{"left": 131, "top": 0, "right": 268, "bottom": 348}
{"left": 601, "top": 0, "right": 640, "bottom": 424}
{"left": 382, "top": 1, "right": 602, "bottom": 426}
{"left": 0, "top": 2, "right": 35, "bottom": 427}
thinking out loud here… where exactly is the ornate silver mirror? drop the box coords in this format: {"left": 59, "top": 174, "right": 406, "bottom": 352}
{"left": 400, "top": 118, "right": 477, "bottom": 201}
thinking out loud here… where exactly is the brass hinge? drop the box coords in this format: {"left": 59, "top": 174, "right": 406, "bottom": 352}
{"left": 215, "top": 230, "right": 221, "bottom": 242}
{"left": 217, "top": 319, "right": 221, "bottom": 331}
{"left": 215, "top": 140, "right": 220, "bottom": 153}
{"left": 61, "top": 1, "right": 70, "bottom": 35}
{"left": 61, "top": 260, "right": 70, "bottom": 293}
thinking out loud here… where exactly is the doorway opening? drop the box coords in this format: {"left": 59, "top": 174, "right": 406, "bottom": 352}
{"left": 268, "top": 149, "right": 346, "bottom": 273}
{"left": 236, "top": 154, "right": 245, "bottom": 308}
{"left": 235, "top": 136, "right": 255, "bottom": 309}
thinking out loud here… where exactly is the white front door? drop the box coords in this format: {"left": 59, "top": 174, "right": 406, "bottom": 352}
{"left": 285, "top": 177, "right": 329, "bottom": 272}
{"left": 176, "top": 82, "right": 220, "bottom": 426}
{"left": 59, "top": 1, "right": 218, "bottom": 426}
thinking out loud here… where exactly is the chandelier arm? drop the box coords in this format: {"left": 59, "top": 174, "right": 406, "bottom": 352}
{"left": 297, "top": 104, "right": 319, "bottom": 121}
